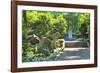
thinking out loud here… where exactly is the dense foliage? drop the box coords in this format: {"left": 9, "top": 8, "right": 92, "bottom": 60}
{"left": 22, "top": 10, "right": 90, "bottom": 62}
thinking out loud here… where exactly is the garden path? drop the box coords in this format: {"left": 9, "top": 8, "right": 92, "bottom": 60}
{"left": 59, "top": 47, "right": 90, "bottom": 60}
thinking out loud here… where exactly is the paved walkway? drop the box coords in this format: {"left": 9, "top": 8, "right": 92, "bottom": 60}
{"left": 58, "top": 47, "right": 90, "bottom": 60}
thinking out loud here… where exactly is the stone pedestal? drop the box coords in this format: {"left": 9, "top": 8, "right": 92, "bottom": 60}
{"left": 68, "top": 30, "right": 72, "bottom": 39}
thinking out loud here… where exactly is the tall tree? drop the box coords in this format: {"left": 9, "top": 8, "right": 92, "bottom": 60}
{"left": 23, "top": 10, "right": 28, "bottom": 48}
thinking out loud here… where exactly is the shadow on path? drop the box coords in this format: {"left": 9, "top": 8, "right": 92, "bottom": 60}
{"left": 58, "top": 48, "right": 90, "bottom": 60}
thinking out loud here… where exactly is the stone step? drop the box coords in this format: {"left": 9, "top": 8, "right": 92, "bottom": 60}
{"left": 65, "top": 41, "right": 88, "bottom": 48}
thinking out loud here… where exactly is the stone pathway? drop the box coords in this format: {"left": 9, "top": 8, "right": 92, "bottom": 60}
{"left": 58, "top": 47, "right": 90, "bottom": 60}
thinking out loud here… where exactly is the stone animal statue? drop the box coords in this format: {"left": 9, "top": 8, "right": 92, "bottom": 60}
{"left": 32, "top": 32, "right": 64, "bottom": 56}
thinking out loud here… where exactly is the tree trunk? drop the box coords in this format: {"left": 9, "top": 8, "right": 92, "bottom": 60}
{"left": 23, "top": 10, "right": 28, "bottom": 48}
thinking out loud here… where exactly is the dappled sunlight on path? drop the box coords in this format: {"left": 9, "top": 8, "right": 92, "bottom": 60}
{"left": 59, "top": 48, "right": 90, "bottom": 60}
